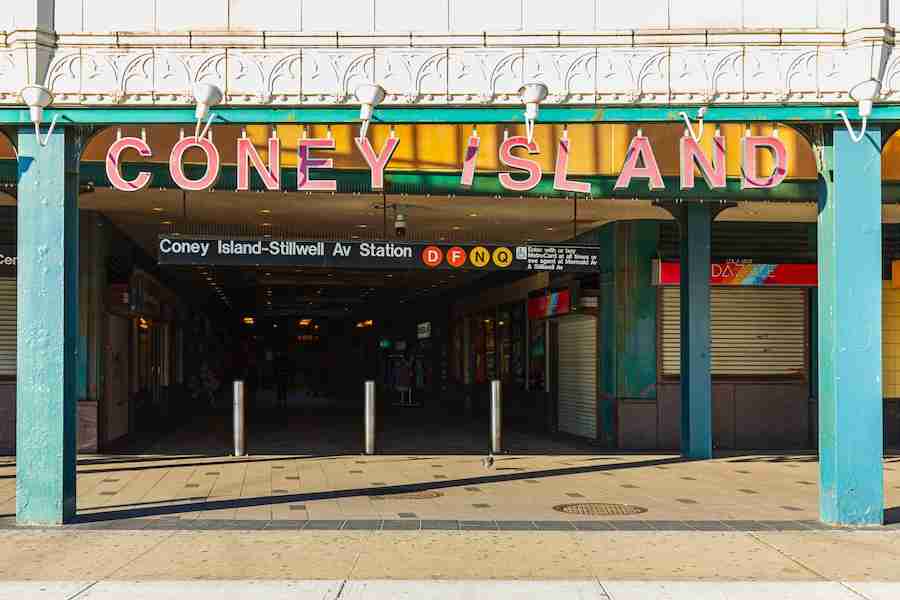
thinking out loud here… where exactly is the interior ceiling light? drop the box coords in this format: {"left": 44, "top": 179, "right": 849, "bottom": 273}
{"left": 518, "top": 82, "right": 548, "bottom": 143}
{"left": 152, "top": 207, "right": 164, "bottom": 212}
{"left": 355, "top": 83, "right": 386, "bottom": 140}
{"left": 258, "top": 209, "right": 271, "bottom": 215}
{"left": 20, "top": 84, "right": 57, "bottom": 147}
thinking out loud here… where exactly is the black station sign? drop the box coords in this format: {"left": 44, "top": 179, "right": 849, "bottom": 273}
{"left": 157, "top": 236, "right": 601, "bottom": 272}
{"left": 0, "top": 245, "right": 16, "bottom": 276}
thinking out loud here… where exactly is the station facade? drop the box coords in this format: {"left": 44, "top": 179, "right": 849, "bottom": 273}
{"left": 1, "top": 0, "right": 898, "bottom": 528}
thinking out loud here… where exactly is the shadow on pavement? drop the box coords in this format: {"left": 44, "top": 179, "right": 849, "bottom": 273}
{"left": 72, "top": 455, "right": 688, "bottom": 523}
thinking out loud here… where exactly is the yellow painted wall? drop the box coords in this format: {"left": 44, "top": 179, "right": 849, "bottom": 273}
{"left": 74, "top": 122, "right": 820, "bottom": 179}
{"left": 884, "top": 281, "right": 900, "bottom": 398}
{"left": 5, "top": 121, "right": 900, "bottom": 181}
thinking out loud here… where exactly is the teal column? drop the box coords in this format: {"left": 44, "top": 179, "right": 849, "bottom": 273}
{"left": 816, "top": 126, "right": 883, "bottom": 526}
{"left": 679, "top": 202, "right": 712, "bottom": 459}
{"left": 16, "top": 125, "right": 81, "bottom": 525}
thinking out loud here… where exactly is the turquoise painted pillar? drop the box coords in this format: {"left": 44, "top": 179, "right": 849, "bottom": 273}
{"left": 678, "top": 202, "right": 712, "bottom": 459}
{"left": 816, "top": 126, "right": 883, "bottom": 526}
{"left": 16, "top": 125, "right": 81, "bottom": 525}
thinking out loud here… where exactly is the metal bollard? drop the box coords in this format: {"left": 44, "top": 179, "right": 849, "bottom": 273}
{"left": 364, "top": 380, "right": 376, "bottom": 455}
{"left": 233, "top": 380, "right": 246, "bottom": 457}
{"left": 491, "top": 379, "right": 502, "bottom": 454}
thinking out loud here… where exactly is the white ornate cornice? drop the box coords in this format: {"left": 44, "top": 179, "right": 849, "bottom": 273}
{"left": 0, "top": 27, "right": 897, "bottom": 107}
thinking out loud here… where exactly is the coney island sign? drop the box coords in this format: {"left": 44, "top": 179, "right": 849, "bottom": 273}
{"left": 105, "top": 132, "right": 788, "bottom": 194}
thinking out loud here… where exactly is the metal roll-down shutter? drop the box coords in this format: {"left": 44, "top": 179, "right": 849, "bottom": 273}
{"left": 0, "top": 278, "right": 15, "bottom": 376}
{"left": 557, "top": 314, "right": 597, "bottom": 439}
{"left": 660, "top": 286, "right": 807, "bottom": 377}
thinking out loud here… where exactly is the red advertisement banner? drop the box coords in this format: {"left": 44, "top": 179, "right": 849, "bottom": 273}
{"left": 653, "top": 260, "right": 817, "bottom": 286}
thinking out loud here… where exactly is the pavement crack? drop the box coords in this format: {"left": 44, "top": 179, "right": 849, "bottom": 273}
{"left": 744, "top": 532, "right": 873, "bottom": 600}
{"left": 64, "top": 580, "right": 99, "bottom": 600}
{"left": 593, "top": 576, "right": 612, "bottom": 599}
{"left": 331, "top": 548, "right": 364, "bottom": 599}
{"left": 96, "top": 528, "right": 183, "bottom": 581}
{"left": 333, "top": 578, "right": 349, "bottom": 599}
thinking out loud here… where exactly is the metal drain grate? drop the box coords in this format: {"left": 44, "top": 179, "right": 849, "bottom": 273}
{"left": 553, "top": 502, "right": 648, "bottom": 516}
{"left": 371, "top": 491, "right": 443, "bottom": 500}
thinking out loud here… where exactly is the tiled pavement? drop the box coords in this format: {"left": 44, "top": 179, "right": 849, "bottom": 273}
{"left": 1, "top": 449, "right": 898, "bottom": 530}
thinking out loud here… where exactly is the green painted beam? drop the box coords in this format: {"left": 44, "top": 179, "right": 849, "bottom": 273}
{"left": 7, "top": 157, "right": 900, "bottom": 202}
{"left": 0, "top": 158, "right": 824, "bottom": 201}
{"left": 0, "top": 104, "right": 894, "bottom": 125}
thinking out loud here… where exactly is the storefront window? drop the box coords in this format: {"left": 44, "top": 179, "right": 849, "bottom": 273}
{"left": 451, "top": 320, "right": 463, "bottom": 383}
{"left": 472, "top": 317, "right": 486, "bottom": 384}
{"left": 484, "top": 315, "right": 496, "bottom": 381}
{"left": 497, "top": 302, "right": 527, "bottom": 390}
{"left": 528, "top": 318, "right": 546, "bottom": 392}
{"left": 497, "top": 308, "right": 511, "bottom": 381}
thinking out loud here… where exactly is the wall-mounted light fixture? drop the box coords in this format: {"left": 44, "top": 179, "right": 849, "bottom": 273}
{"left": 355, "top": 83, "right": 386, "bottom": 140}
{"left": 519, "top": 83, "right": 548, "bottom": 143}
{"left": 193, "top": 83, "right": 223, "bottom": 139}
{"left": 836, "top": 78, "right": 880, "bottom": 143}
{"left": 20, "top": 84, "right": 58, "bottom": 147}
{"left": 678, "top": 106, "right": 707, "bottom": 143}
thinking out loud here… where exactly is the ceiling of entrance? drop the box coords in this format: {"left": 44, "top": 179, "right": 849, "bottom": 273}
{"left": 0, "top": 178, "right": 843, "bottom": 321}
{"left": 78, "top": 188, "right": 827, "bottom": 317}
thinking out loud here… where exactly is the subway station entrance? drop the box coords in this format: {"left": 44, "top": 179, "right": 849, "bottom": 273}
{"left": 76, "top": 123, "right": 633, "bottom": 457}
{"left": 111, "top": 261, "right": 603, "bottom": 457}
{"left": 3, "top": 110, "right": 896, "bottom": 527}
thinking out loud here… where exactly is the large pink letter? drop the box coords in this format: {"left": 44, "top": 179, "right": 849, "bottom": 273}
{"left": 680, "top": 135, "right": 726, "bottom": 190}
{"left": 355, "top": 136, "right": 400, "bottom": 190}
{"left": 614, "top": 135, "right": 664, "bottom": 190}
{"left": 237, "top": 136, "right": 280, "bottom": 191}
{"left": 298, "top": 138, "right": 337, "bottom": 192}
{"left": 553, "top": 138, "right": 590, "bottom": 194}
{"left": 741, "top": 136, "right": 788, "bottom": 189}
{"left": 498, "top": 136, "right": 542, "bottom": 192}
{"left": 460, "top": 135, "right": 480, "bottom": 187}
{"left": 106, "top": 137, "right": 153, "bottom": 192}
{"left": 169, "top": 136, "right": 221, "bottom": 191}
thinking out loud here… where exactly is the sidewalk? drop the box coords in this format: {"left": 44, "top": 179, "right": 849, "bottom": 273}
{"left": 0, "top": 528, "right": 899, "bottom": 598}
{"left": 3, "top": 452, "right": 897, "bottom": 525}
{"left": 4, "top": 580, "right": 900, "bottom": 599}
{"left": 2, "top": 453, "right": 898, "bottom": 598}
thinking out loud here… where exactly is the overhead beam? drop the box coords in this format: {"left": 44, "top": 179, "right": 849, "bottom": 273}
{"left": 0, "top": 159, "right": 828, "bottom": 202}
{"left": 10, "top": 158, "right": 900, "bottom": 202}
{"left": 0, "top": 104, "right": 896, "bottom": 125}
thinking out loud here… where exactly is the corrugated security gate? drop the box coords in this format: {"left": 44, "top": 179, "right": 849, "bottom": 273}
{"left": 0, "top": 278, "right": 14, "bottom": 376}
{"left": 557, "top": 314, "right": 598, "bottom": 439}
{"left": 660, "top": 286, "right": 807, "bottom": 376}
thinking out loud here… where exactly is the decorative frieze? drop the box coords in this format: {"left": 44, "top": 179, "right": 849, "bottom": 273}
{"left": 0, "top": 30, "right": 894, "bottom": 107}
